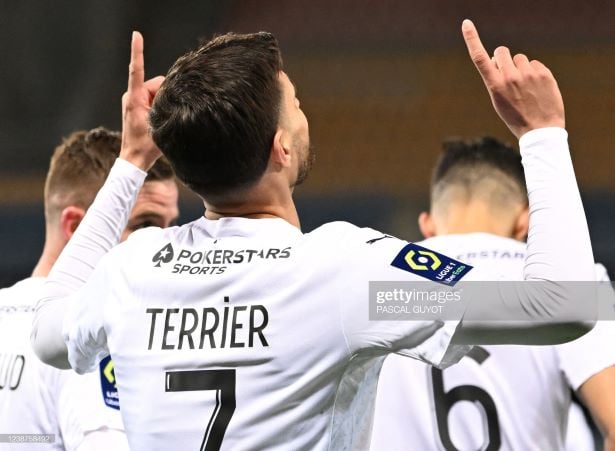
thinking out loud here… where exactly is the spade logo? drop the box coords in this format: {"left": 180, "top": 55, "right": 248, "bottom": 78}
{"left": 152, "top": 243, "right": 174, "bottom": 267}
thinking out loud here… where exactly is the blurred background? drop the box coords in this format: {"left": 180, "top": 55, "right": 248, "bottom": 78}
{"left": 1, "top": 0, "right": 615, "bottom": 286}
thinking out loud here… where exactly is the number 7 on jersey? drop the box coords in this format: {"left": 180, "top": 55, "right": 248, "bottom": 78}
{"left": 166, "top": 369, "right": 236, "bottom": 451}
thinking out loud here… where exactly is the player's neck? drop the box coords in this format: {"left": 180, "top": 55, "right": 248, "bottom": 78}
{"left": 31, "top": 234, "right": 65, "bottom": 277}
{"left": 437, "top": 203, "right": 514, "bottom": 238}
{"left": 204, "top": 207, "right": 300, "bottom": 228}
{"left": 203, "top": 185, "right": 301, "bottom": 228}
{"left": 31, "top": 249, "right": 58, "bottom": 278}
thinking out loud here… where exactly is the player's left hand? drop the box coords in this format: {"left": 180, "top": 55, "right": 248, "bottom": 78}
{"left": 462, "top": 19, "right": 565, "bottom": 139}
{"left": 120, "top": 31, "right": 165, "bottom": 171}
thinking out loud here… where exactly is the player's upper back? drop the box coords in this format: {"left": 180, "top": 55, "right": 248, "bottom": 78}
{"left": 419, "top": 232, "right": 526, "bottom": 276}
{"left": 78, "top": 217, "right": 466, "bottom": 450}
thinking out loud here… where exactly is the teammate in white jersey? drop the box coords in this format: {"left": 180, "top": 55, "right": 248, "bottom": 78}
{"left": 0, "top": 128, "right": 178, "bottom": 450}
{"left": 31, "top": 22, "right": 599, "bottom": 450}
{"left": 370, "top": 137, "right": 615, "bottom": 450}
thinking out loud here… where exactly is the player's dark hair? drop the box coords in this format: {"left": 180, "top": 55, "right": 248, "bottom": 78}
{"left": 150, "top": 31, "right": 284, "bottom": 198}
{"left": 430, "top": 136, "right": 527, "bottom": 208}
{"left": 45, "top": 127, "right": 174, "bottom": 223}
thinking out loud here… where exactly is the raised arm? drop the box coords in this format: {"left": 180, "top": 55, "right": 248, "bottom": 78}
{"left": 452, "top": 20, "right": 595, "bottom": 344}
{"left": 31, "top": 32, "right": 164, "bottom": 368}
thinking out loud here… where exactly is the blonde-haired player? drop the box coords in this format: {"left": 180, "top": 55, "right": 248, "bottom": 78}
{"left": 0, "top": 128, "right": 178, "bottom": 450}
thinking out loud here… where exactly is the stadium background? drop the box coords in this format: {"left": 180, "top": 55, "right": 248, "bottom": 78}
{"left": 1, "top": 0, "right": 614, "bottom": 286}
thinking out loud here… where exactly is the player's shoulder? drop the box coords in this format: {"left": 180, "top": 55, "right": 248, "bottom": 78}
{"left": 306, "top": 221, "right": 400, "bottom": 247}
{"left": 298, "top": 223, "right": 411, "bottom": 274}
{"left": 0, "top": 277, "right": 45, "bottom": 307}
{"left": 304, "top": 222, "right": 477, "bottom": 266}
{"left": 306, "top": 220, "right": 362, "bottom": 237}
{"left": 302, "top": 223, "right": 463, "bottom": 281}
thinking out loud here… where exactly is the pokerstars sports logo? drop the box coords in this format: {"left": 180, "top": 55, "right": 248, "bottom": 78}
{"left": 152, "top": 243, "right": 174, "bottom": 267}
{"left": 391, "top": 243, "right": 473, "bottom": 286}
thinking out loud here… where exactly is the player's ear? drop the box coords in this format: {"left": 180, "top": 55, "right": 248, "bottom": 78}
{"left": 418, "top": 211, "right": 436, "bottom": 239}
{"left": 60, "top": 206, "right": 86, "bottom": 241}
{"left": 513, "top": 205, "right": 529, "bottom": 241}
{"left": 269, "top": 128, "right": 292, "bottom": 169}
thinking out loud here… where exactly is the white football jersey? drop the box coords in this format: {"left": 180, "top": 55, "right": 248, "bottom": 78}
{"left": 0, "top": 278, "right": 128, "bottom": 450}
{"left": 370, "top": 233, "right": 615, "bottom": 451}
{"left": 565, "top": 401, "right": 595, "bottom": 451}
{"left": 62, "top": 218, "right": 479, "bottom": 451}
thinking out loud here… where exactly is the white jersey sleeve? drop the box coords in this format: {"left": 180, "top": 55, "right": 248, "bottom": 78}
{"left": 61, "top": 251, "right": 116, "bottom": 374}
{"left": 557, "top": 264, "right": 615, "bottom": 390}
{"left": 519, "top": 128, "right": 594, "bottom": 282}
{"left": 31, "top": 158, "right": 146, "bottom": 369}
{"left": 334, "top": 225, "right": 472, "bottom": 368}
{"left": 560, "top": 263, "right": 611, "bottom": 451}
{"left": 439, "top": 128, "right": 596, "bottom": 345}
{"left": 57, "top": 357, "right": 128, "bottom": 451}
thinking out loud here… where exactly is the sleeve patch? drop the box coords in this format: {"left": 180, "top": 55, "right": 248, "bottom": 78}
{"left": 99, "top": 356, "right": 120, "bottom": 410}
{"left": 391, "top": 243, "right": 473, "bottom": 286}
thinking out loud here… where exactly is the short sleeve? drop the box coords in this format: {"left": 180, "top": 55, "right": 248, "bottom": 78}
{"left": 62, "top": 253, "right": 114, "bottom": 374}
{"left": 557, "top": 321, "right": 615, "bottom": 390}
{"left": 556, "top": 263, "right": 615, "bottom": 390}
{"left": 336, "top": 226, "right": 472, "bottom": 368}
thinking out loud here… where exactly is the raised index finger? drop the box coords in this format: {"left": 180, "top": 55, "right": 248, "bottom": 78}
{"left": 462, "top": 19, "right": 497, "bottom": 84}
{"left": 128, "top": 31, "right": 144, "bottom": 93}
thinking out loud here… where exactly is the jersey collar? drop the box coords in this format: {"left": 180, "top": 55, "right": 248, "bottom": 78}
{"left": 193, "top": 216, "right": 303, "bottom": 239}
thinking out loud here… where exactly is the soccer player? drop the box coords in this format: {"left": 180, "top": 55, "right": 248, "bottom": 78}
{"left": 370, "top": 137, "right": 615, "bottom": 451}
{"left": 31, "top": 21, "right": 598, "bottom": 449}
{"left": 0, "top": 128, "right": 178, "bottom": 450}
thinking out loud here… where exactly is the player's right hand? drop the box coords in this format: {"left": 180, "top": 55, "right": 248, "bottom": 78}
{"left": 462, "top": 19, "right": 565, "bottom": 139}
{"left": 120, "top": 31, "right": 165, "bottom": 171}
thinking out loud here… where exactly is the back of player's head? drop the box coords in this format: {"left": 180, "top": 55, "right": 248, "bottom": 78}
{"left": 430, "top": 136, "right": 527, "bottom": 215}
{"left": 150, "top": 31, "right": 284, "bottom": 198}
{"left": 44, "top": 127, "right": 174, "bottom": 225}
